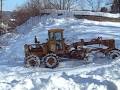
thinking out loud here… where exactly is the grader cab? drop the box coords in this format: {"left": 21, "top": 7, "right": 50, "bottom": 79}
{"left": 48, "top": 29, "right": 66, "bottom": 54}
{"left": 24, "top": 29, "right": 120, "bottom": 68}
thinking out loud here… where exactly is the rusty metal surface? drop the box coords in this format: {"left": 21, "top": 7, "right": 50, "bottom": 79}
{"left": 24, "top": 29, "right": 118, "bottom": 66}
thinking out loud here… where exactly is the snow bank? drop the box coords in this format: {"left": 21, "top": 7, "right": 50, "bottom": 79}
{"left": 73, "top": 10, "right": 120, "bottom": 18}
{"left": 0, "top": 14, "right": 120, "bottom": 90}
{"left": 42, "top": 9, "right": 120, "bottom": 18}
{"left": 83, "top": 19, "right": 120, "bottom": 27}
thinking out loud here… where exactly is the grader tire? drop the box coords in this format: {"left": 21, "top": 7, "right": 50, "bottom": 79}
{"left": 26, "top": 55, "right": 40, "bottom": 67}
{"left": 44, "top": 54, "right": 59, "bottom": 68}
{"left": 107, "top": 49, "right": 120, "bottom": 60}
{"left": 70, "top": 50, "right": 79, "bottom": 58}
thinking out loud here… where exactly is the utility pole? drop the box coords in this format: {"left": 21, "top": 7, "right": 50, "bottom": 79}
{"left": 0, "top": 0, "right": 2, "bottom": 15}
{"left": 0, "top": 0, "right": 2, "bottom": 21}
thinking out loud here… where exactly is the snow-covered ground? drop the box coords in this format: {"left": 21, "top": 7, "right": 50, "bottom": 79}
{"left": 0, "top": 14, "right": 120, "bottom": 90}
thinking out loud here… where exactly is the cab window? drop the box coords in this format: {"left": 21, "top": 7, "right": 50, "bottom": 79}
{"left": 49, "top": 32, "right": 62, "bottom": 41}
{"left": 55, "top": 32, "right": 62, "bottom": 40}
{"left": 49, "top": 32, "right": 54, "bottom": 40}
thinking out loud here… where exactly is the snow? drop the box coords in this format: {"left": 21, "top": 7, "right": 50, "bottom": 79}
{"left": 0, "top": 14, "right": 120, "bottom": 90}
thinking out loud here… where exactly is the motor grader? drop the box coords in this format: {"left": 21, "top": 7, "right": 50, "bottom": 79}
{"left": 24, "top": 29, "right": 120, "bottom": 68}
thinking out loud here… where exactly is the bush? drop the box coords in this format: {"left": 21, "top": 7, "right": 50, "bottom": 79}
{"left": 12, "top": 8, "right": 30, "bottom": 26}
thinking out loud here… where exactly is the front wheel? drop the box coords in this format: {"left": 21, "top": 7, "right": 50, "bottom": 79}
{"left": 44, "top": 54, "right": 59, "bottom": 68}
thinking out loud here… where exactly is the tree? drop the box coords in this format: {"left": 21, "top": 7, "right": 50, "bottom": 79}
{"left": 111, "top": 0, "right": 120, "bottom": 13}
{"left": 47, "top": 0, "right": 74, "bottom": 10}
{"left": 86, "top": 0, "right": 94, "bottom": 11}
{"left": 86, "top": 0, "right": 105, "bottom": 11}
{"left": 86, "top": 0, "right": 102, "bottom": 11}
{"left": 96, "top": 0, "right": 102, "bottom": 11}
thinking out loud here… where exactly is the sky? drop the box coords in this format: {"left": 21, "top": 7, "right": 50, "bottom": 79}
{"left": 3, "top": 0, "right": 111, "bottom": 11}
{"left": 3, "top": 0, "right": 26, "bottom": 11}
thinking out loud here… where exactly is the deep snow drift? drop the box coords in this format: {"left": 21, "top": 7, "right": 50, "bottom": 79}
{"left": 0, "top": 14, "right": 120, "bottom": 90}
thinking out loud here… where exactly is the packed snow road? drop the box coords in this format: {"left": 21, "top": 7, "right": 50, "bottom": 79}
{"left": 0, "top": 15, "right": 120, "bottom": 90}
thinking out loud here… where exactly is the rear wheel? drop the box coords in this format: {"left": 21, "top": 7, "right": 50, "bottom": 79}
{"left": 44, "top": 54, "right": 59, "bottom": 68}
{"left": 70, "top": 50, "right": 78, "bottom": 58}
{"left": 25, "top": 55, "right": 40, "bottom": 67}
